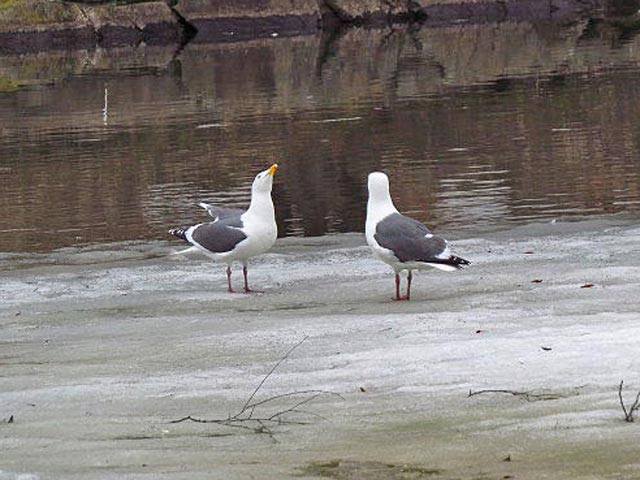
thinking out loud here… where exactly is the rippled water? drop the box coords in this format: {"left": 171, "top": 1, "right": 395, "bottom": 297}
{"left": 2, "top": 17, "right": 640, "bottom": 252}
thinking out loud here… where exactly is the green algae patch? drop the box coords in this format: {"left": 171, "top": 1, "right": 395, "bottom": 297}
{"left": 0, "top": 76, "right": 20, "bottom": 92}
{"left": 0, "top": 0, "right": 82, "bottom": 32}
{"left": 296, "top": 459, "right": 442, "bottom": 479}
{"left": 0, "top": 0, "right": 22, "bottom": 10}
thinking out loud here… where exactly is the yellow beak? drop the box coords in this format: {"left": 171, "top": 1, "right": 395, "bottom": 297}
{"left": 267, "top": 163, "right": 278, "bottom": 176}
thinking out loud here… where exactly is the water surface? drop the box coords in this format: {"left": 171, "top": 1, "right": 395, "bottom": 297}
{"left": 2, "top": 18, "right": 640, "bottom": 252}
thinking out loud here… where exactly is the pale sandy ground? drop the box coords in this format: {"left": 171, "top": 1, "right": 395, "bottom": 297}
{"left": 1, "top": 216, "right": 640, "bottom": 480}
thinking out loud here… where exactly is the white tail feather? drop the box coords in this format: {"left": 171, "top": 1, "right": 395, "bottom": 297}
{"left": 171, "top": 246, "right": 200, "bottom": 256}
{"left": 427, "top": 263, "right": 458, "bottom": 272}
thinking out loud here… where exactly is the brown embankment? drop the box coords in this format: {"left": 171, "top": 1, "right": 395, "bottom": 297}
{"left": 0, "top": 0, "right": 631, "bottom": 54}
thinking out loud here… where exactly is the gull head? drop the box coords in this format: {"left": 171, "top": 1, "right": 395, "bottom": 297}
{"left": 252, "top": 163, "right": 278, "bottom": 194}
{"left": 368, "top": 171, "right": 391, "bottom": 201}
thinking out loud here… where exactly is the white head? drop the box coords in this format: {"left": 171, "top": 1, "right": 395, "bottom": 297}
{"left": 246, "top": 163, "right": 278, "bottom": 219}
{"left": 251, "top": 163, "right": 278, "bottom": 195}
{"left": 366, "top": 171, "right": 398, "bottom": 222}
{"left": 368, "top": 171, "right": 391, "bottom": 201}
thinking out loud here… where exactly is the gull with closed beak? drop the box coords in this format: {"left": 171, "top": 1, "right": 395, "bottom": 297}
{"left": 170, "top": 164, "right": 278, "bottom": 293}
{"left": 365, "top": 171, "right": 470, "bottom": 301}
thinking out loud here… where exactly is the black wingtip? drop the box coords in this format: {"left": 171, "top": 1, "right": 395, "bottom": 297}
{"left": 169, "top": 227, "right": 188, "bottom": 241}
{"left": 450, "top": 255, "right": 471, "bottom": 268}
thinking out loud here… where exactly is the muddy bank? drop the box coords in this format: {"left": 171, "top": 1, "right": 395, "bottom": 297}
{"left": 1, "top": 216, "right": 640, "bottom": 478}
{"left": 0, "top": 0, "right": 188, "bottom": 54}
{"left": 0, "top": 0, "right": 630, "bottom": 54}
{"left": 323, "top": 0, "right": 602, "bottom": 26}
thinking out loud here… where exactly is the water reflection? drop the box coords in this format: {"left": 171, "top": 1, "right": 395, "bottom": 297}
{"left": 2, "top": 16, "right": 640, "bottom": 252}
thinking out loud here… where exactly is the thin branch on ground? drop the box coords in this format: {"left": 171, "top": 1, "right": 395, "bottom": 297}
{"left": 267, "top": 392, "right": 323, "bottom": 421}
{"left": 618, "top": 380, "right": 640, "bottom": 423}
{"left": 468, "top": 388, "right": 577, "bottom": 402}
{"left": 245, "top": 389, "right": 333, "bottom": 411}
{"left": 169, "top": 336, "right": 344, "bottom": 435}
{"left": 240, "top": 336, "right": 309, "bottom": 413}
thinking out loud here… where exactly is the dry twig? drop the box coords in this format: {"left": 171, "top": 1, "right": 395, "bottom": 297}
{"left": 468, "top": 388, "right": 575, "bottom": 402}
{"left": 618, "top": 380, "right": 640, "bottom": 423}
{"left": 170, "top": 336, "right": 343, "bottom": 437}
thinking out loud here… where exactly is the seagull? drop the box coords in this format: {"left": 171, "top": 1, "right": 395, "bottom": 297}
{"left": 169, "top": 164, "right": 278, "bottom": 293}
{"left": 365, "top": 171, "right": 470, "bottom": 301}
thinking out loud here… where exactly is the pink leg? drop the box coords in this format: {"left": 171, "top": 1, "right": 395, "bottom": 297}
{"left": 391, "top": 271, "right": 411, "bottom": 302}
{"left": 243, "top": 264, "right": 263, "bottom": 293}
{"left": 392, "top": 273, "right": 408, "bottom": 301}
{"left": 226, "top": 265, "right": 234, "bottom": 293}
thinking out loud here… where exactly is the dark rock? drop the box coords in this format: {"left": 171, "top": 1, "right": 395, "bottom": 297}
{"left": 323, "top": 0, "right": 604, "bottom": 27}
{"left": 188, "top": 15, "right": 319, "bottom": 43}
{"left": 0, "top": 0, "right": 186, "bottom": 54}
{"left": 0, "top": 0, "right": 611, "bottom": 54}
{"left": 174, "top": 0, "right": 321, "bottom": 43}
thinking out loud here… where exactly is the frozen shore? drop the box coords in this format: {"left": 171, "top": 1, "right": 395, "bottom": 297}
{"left": 1, "top": 215, "right": 640, "bottom": 479}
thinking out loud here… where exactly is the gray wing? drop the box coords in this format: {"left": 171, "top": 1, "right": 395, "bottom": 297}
{"left": 198, "top": 202, "right": 245, "bottom": 222}
{"left": 190, "top": 215, "right": 246, "bottom": 253}
{"left": 374, "top": 213, "right": 448, "bottom": 263}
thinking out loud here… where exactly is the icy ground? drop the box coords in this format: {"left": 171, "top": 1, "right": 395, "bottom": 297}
{"left": 1, "top": 216, "right": 640, "bottom": 479}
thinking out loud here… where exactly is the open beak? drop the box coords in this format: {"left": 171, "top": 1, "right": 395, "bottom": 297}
{"left": 267, "top": 163, "right": 278, "bottom": 176}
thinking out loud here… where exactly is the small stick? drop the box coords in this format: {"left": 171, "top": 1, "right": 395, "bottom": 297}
{"left": 619, "top": 381, "right": 629, "bottom": 420}
{"left": 468, "top": 389, "right": 571, "bottom": 402}
{"left": 244, "top": 389, "right": 343, "bottom": 412}
{"left": 618, "top": 380, "right": 640, "bottom": 422}
{"left": 239, "top": 336, "right": 309, "bottom": 415}
{"left": 169, "top": 336, "right": 343, "bottom": 434}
